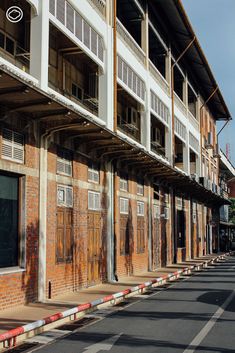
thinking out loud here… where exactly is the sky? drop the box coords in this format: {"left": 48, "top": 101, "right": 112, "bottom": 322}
{"left": 182, "top": 0, "right": 235, "bottom": 165}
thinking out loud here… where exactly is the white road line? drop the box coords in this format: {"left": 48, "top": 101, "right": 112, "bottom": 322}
{"left": 183, "top": 290, "right": 235, "bottom": 353}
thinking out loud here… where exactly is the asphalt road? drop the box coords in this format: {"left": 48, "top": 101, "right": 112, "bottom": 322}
{"left": 27, "top": 256, "right": 235, "bottom": 353}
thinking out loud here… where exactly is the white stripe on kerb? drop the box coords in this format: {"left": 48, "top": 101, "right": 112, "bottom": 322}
{"left": 183, "top": 291, "right": 235, "bottom": 353}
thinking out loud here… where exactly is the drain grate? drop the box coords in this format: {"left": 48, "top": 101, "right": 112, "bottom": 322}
{"left": 56, "top": 316, "right": 100, "bottom": 331}
{"left": 5, "top": 342, "right": 41, "bottom": 353}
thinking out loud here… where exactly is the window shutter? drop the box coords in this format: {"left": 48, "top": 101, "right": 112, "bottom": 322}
{"left": 88, "top": 191, "right": 101, "bottom": 211}
{"left": 75, "top": 12, "right": 83, "bottom": 41}
{"left": 66, "top": 3, "right": 75, "bottom": 33}
{"left": 83, "top": 21, "right": 90, "bottom": 48}
{"left": 57, "top": 0, "right": 65, "bottom": 24}
{"left": 49, "top": 0, "right": 56, "bottom": 15}
{"left": 120, "top": 198, "right": 128, "bottom": 214}
{"left": 2, "top": 129, "right": 24, "bottom": 163}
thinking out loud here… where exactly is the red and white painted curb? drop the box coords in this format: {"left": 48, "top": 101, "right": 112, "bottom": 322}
{"left": 0, "top": 253, "right": 230, "bottom": 349}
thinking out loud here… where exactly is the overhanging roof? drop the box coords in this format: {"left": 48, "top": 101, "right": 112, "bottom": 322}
{"left": 0, "top": 64, "right": 230, "bottom": 207}
{"left": 149, "top": 0, "right": 231, "bottom": 121}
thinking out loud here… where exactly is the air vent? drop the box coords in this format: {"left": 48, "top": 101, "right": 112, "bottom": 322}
{"left": 2, "top": 128, "right": 24, "bottom": 163}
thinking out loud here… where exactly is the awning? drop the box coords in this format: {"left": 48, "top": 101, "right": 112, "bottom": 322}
{"left": 0, "top": 64, "right": 230, "bottom": 207}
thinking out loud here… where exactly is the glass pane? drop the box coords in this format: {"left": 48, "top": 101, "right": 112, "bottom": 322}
{"left": 0, "top": 175, "right": 18, "bottom": 268}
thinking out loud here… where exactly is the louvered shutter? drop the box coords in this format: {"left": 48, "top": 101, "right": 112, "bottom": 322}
{"left": 2, "top": 129, "right": 24, "bottom": 163}
{"left": 66, "top": 3, "right": 74, "bottom": 33}
{"left": 49, "top": 0, "right": 56, "bottom": 15}
{"left": 57, "top": 0, "right": 65, "bottom": 24}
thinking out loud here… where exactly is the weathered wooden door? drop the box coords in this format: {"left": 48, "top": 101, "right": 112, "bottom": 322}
{"left": 137, "top": 217, "right": 145, "bottom": 253}
{"left": 56, "top": 208, "right": 73, "bottom": 263}
{"left": 87, "top": 212, "right": 101, "bottom": 285}
{"left": 120, "top": 215, "right": 132, "bottom": 275}
{"left": 152, "top": 218, "right": 160, "bottom": 269}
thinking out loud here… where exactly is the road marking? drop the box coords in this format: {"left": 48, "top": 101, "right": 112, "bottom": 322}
{"left": 83, "top": 333, "right": 123, "bottom": 353}
{"left": 183, "top": 291, "right": 235, "bottom": 353}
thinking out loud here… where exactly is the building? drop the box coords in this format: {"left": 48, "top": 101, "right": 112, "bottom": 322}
{"left": 0, "top": 0, "right": 231, "bottom": 310}
{"left": 219, "top": 150, "right": 235, "bottom": 250}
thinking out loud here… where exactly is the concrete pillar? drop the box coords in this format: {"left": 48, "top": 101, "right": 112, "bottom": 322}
{"left": 165, "top": 48, "right": 172, "bottom": 87}
{"left": 183, "top": 140, "right": 190, "bottom": 174}
{"left": 30, "top": 0, "right": 49, "bottom": 90}
{"left": 38, "top": 134, "right": 48, "bottom": 302}
{"left": 106, "top": 161, "right": 115, "bottom": 281}
{"left": 183, "top": 74, "right": 188, "bottom": 108}
{"left": 141, "top": 4, "right": 149, "bottom": 67}
{"left": 147, "top": 180, "right": 152, "bottom": 271}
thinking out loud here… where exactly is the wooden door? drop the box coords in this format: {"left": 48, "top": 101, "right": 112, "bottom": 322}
{"left": 152, "top": 218, "right": 160, "bottom": 269}
{"left": 56, "top": 208, "right": 73, "bottom": 263}
{"left": 137, "top": 217, "right": 145, "bottom": 253}
{"left": 87, "top": 212, "right": 101, "bottom": 285}
{"left": 120, "top": 215, "right": 132, "bottom": 275}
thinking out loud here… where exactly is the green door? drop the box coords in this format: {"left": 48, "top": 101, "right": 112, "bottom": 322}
{"left": 0, "top": 174, "right": 19, "bottom": 268}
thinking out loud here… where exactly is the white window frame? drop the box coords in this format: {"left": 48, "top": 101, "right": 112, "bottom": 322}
{"left": 153, "top": 204, "right": 160, "bottom": 219}
{"left": 57, "top": 185, "right": 73, "bottom": 207}
{"left": 57, "top": 152, "right": 72, "bottom": 177}
{"left": 88, "top": 166, "right": 99, "bottom": 184}
{"left": 164, "top": 207, "right": 170, "bottom": 219}
{"left": 120, "top": 177, "right": 128, "bottom": 192}
{"left": 1, "top": 128, "right": 24, "bottom": 164}
{"left": 88, "top": 190, "right": 101, "bottom": 211}
{"left": 120, "top": 197, "right": 129, "bottom": 214}
{"left": 137, "top": 182, "right": 144, "bottom": 196}
{"left": 137, "top": 201, "right": 145, "bottom": 216}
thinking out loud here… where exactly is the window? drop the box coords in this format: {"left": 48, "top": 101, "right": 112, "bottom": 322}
{"left": 1, "top": 128, "right": 24, "bottom": 163}
{"left": 0, "top": 31, "right": 15, "bottom": 56}
{"left": 88, "top": 191, "right": 101, "bottom": 211}
{"left": 88, "top": 165, "right": 99, "bottom": 183}
{"left": 57, "top": 148, "right": 72, "bottom": 176}
{"left": 120, "top": 177, "right": 128, "bottom": 192}
{"left": 137, "top": 201, "right": 144, "bottom": 216}
{"left": 0, "top": 174, "right": 19, "bottom": 268}
{"left": 137, "top": 180, "right": 144, "bottom": 196}
{"left": 164, "top": 207, "right": 170, "bottom": 219}
{"left": 57, "top": 185, "right": 73, "bottom": 207}
{"left": 153, "top": 184, "right": 160, "bottom": 200}
{"left": 153, "top": 204, "right": 160, "bottom": 219}
{"left": 120, "top": 197, "right": 129, "bottom": 214}
{"left": 72, "top": 83, "right": 84, "bottom": 101}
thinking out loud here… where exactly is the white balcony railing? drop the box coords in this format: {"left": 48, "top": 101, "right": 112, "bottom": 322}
{"left": 116, "top": 19, "right": 146, "bottom": 65}
{"left": 188, "top": 110, "right": 199, "bottom": 130}
{"left": 149, "top": 60, "right": 169, "bottom": 96}
{"left": 174, "top": 92, "right": 187, "bottom": 116}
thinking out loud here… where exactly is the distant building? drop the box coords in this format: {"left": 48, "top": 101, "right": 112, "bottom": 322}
{"left": 219, "top": 150, "right": 235, "bottom": 251}
{"left": 0, "top": 0, "right": 232, "bottom": 310}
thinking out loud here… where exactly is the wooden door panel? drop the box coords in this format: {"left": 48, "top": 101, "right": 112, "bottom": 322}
{"left": 87, "top": 212, "right": 101, "bottom": 285}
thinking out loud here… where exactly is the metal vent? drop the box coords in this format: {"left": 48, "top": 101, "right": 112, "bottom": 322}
{"left": 5, "top": 342, "right": 41, "bottom": 353}
{"left": 2, "top": 128, "right": 24, "bottom": 163}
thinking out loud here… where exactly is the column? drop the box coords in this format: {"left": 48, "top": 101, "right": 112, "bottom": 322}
{"left": 30, "top": 0, "right": 49, "bottom": 90}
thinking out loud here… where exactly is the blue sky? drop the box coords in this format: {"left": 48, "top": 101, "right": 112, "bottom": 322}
{"left": 182, "top": 0, "right": 235, "bottom": 165}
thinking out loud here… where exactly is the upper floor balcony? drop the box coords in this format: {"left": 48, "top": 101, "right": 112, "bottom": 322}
{"left": 48, "top": 23, "right": 99, "bottom": 115}
{"left": 0, "top": 1, "right": 31, "bottom": 72}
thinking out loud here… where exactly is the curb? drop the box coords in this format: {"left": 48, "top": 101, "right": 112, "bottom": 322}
{"left": 0, "top": 253, "right": 230, "bottom": 350}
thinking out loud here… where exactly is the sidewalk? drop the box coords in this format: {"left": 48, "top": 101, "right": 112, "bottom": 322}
{"left": 0, "top": 253, "right": 221, "bottom": 339}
